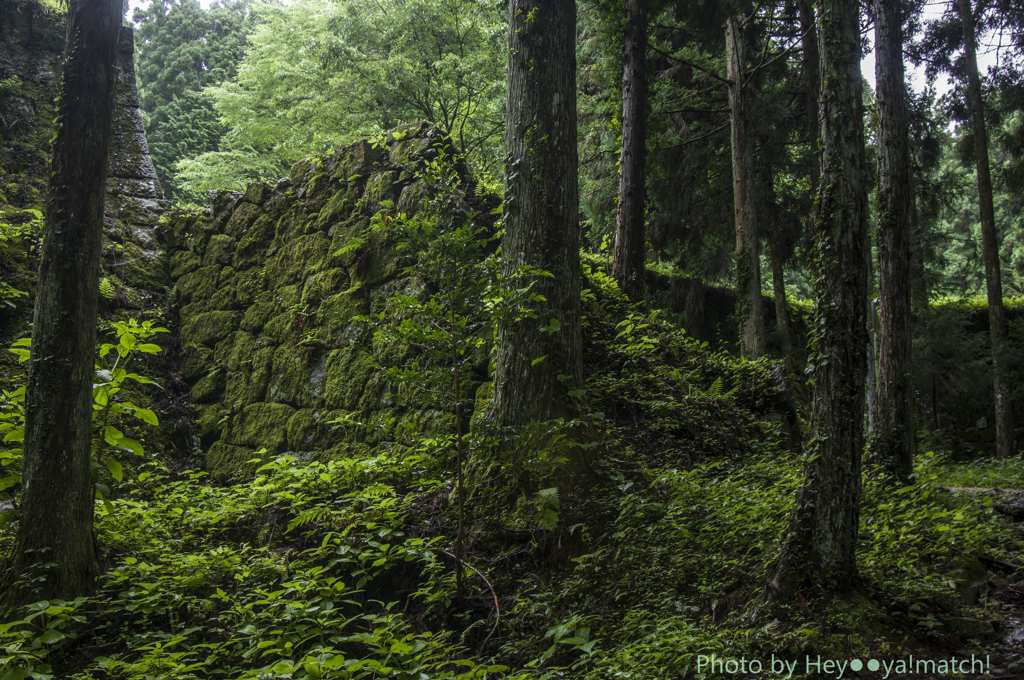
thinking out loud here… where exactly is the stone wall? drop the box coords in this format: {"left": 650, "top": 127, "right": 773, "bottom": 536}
{"left": 163, "top": 122, "right": 473, "bottom": 480}
{"left": 0, "top": 0, "right": 167, "bottom": 300}
{"left": 103, "top": 26, "right": 169, "bottom": 294}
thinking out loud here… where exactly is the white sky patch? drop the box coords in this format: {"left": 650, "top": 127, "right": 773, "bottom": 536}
{"left": 860, "top": 0, "right": 1005, "bottom": 97}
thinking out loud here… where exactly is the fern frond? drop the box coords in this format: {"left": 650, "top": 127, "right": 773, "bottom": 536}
{"left": 286, "top": 504, "right": 333, "bottom": 534}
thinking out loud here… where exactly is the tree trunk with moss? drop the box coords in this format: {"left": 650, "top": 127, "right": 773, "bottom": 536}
{"left": 764, "top": 0, "right": 867, "bottom": 601}
{"left": 492, "top": 0, "right": 586, "bottom": 463}
{"left": 799, "top": 0, "right": 821, "bottom": 190}
{"left": 726, "top": 14, "right": 765, "bottom": 359}
{"left": 959, "top": 0, "right": 1014, "bottom": 459}
{"left": 870, "top": 0, "right": 915, "bottom": 482}
{"left": 2, "top": 0, "right": 121, "bottom": 612}
{"left": 612, "top": 0, "right": 648, "bottom": 302}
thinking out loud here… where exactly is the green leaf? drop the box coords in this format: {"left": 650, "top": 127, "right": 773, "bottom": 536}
{"left": 117, "top": 437, "right": 144, "bottom": 457}
{"left": 132, "top": 407, "right": 159, "bottom": 426}
{"left": 39, "top": 629, "right": 65, "bottom": 644}
{"left": 105, "top": 458, "right": 123, "bottom": 483}
{"left": 531, "top": 355, "right": 547, "bottom": 366}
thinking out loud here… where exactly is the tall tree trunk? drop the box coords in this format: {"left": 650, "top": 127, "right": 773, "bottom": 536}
{"left": 871, "top": 0, "right": 915, "bottom": 483}
{"left": 612, "top": 0, "right": 648, "bottom": 302}
{"left": 726, "top": 15, "right": 765, "bottom": 359}
{"left": 492, "top": 0, "right": 587, "bottom": 468}
{"left": 2, "top": 0, "right": 121, "bottom": 610}
{"left": 866, "top": 260, "right": 878, "bottom": 435}
{"left": 959, "top": 0, "right": 1015, "bottom": 458}
{"left": 909, "top": 177, "right": 928, "bottom": 318}
{"left": 764, "top": 0, "right": 867, "bottom": 601}
{"left": 770, "top": 225, "right": 792, "bottom": 365}
{"left": 799, "top": 0, "right": 821, "bottom": 190}
{"left": 765, "top": 168, "right": 793, "bottom": 368}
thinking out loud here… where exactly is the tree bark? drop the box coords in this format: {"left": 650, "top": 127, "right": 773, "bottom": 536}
{"left": 612, "top": 0, "right": 648, "bottom": 302}
{"left": 492, "top": 0, "right": 586, "bottom": 466}
{"left": 870, "top": 0, "right": 915, "bottom": 483}
{"left": 726, "top": 15, "right": 765, "bottom": 359}
{"left": 959, "top": 0, "right": 1015, "bottom": 459}
{"left": 764, "top": 0, "right": 867, "bottom": 601}
{"left": 770, "top": 222, "right": 792, "bottom": 364}
{"left": 2, "top": 0, "right": 122, "bottom": 610}
{"left": 799, "top": 0, "right": 821, "bottom": 190}
{"left": 909, "top": 178, "right": 928, "bottom": 316}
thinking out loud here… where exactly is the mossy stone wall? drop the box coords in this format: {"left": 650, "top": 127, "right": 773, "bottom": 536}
{"left": 163, "top": 123, "right": 467, "bottom": 481}
{"left": 102, "top": 26, "right": 170, "bottom": 297}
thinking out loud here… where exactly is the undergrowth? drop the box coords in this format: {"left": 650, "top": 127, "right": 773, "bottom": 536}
{"left": 1, "top": 267, "right": 1023, "bottom": 678}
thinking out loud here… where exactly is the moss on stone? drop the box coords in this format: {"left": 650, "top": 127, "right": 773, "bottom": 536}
{"left": 191, "top": 369, "right": 226, "bottom": 403}
{"left": 243, "top": 181, "right": 272, "bottom": 206}
{"left": 229, "top": 401, "right": 295, "bottom": 452}
{"left": 323, "top": 346, "right": 376, "bottom": 410}
{"left": 234, "top": 214, "right": 276, "bottom": 270}
{"left": 203, "top": 234, "right": 237, "bottom": 267}
{"left": 240, "top": 291, "right": 280, "bottom": 333}
{"left": 362, "top": 171, "right": 399, "bottom": 209}
{"left": 195, "top": 403, "right": 229, "bottom": 449}
{"left": 224, "top": 202, "right": 261, "bottom": 239}
{"left": 208, "top": 282, "right": 238, "bottom": 311}
{"left": 359, "top": 226, "right": 402, "bottom": 288}
{"left": 176, "top": 265, "right": 222, "bottom": 304}
{"left": 183, "top": 310, "right": 241, "bottom": 347}
{"left": 266, "top": 343, "right": 326, "bottom": 408}
{"left": 170, "top": 250, "right": 201, "bottom": 280}
{"left": 301, "top": 268, "right": 349, "bottom": 307}
{"left": 234, "top": 267, "right": 264, "bottom": 307}
{"left": 310, "top": 186, "right": 355, "bottom": 234}
{"left": 182, "top": 343, "right": 215, "bottom": 383}
{"left": 285, "top": 408, "right": 349, "bottom": 452}
{"left": 319, "top": 285, "right": 370, "bottom": 343}
{"left": 397, "top": 182, "right": 428, "bottom": 215}
{"left": 265, "top": 233, "right": 330, "bottom": 287}
{"left": 222, "top": 342, "right": 275, "bottom": 407}
{"left": 290, "top": 157, "right": 318, "bottom": 187}
{"left": 217, "top": 331, "right": 256, "bottom": 371}
{"left": 261, "top": 312, "right": 300, "bottom": 346}
{"left": 206, "top": 441, "right": 259, "bottom": 483}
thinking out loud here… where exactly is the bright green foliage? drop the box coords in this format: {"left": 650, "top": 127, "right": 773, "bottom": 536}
{"left": 133, "top": 0, "right": 255, "bottom": 199}
{"left": 2, "top": 257, "right": 1023, "bottom": 676}
{"left": 0, "top": 208, "right": 40, "bottom": 308}
{"left": 859, "top": 451, "right": 1020, "bottom": 625}
{"left": 0, "top": 319, "right": 167, "bottom": 518}
{"left": 348, "top": 152, "right": 553, "bottom": 596}
{"left": 321, "top": 0, "right": 506, "bottom": 179}
{"left": 0, "top": 452, "right": 505, "bottom": 679}
{"left": 184, "top": 0, "right": 505, "bottom": 196}
{"left": 354, "top": 155, "right": 545, "bottom": 431}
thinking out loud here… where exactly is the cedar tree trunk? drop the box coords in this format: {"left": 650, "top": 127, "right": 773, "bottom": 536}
{"left": 959, "top": 0, "right": 1015, "bottom": 458}
{"left": 871, "top": 0, "right": 915, "bottom": 482}
{"left": 764, "top": 0, "right": 868, "bottom": 601}
{"left": 492, "top": 0, "right": 586, "bottom": 461}
{"left": 2, "top": 0, "right": 122, "bottom": 610}
{"left": 612, "top": 0, "right": 648, "bottom": 302}
{"left": 799, "top": 0, "right": 821, "bottom": 190}
{"left": 726, "top": 15, "right": 765, "bottom": 359}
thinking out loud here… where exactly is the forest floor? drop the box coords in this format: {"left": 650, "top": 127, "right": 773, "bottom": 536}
{"left": 1, "top": 267, "right": 1024, "bottom": 679}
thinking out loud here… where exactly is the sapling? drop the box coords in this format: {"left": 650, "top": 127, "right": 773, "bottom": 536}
{"left": 0, "top": 318, "right": 167, "bottom": 519}
{"left": 343, "top": 149, "right": 548, "bottom": 602}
